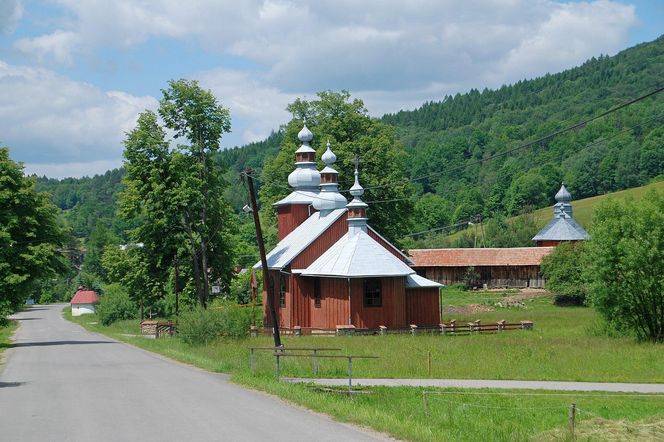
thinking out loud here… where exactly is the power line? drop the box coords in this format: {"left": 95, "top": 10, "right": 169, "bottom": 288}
{"left": 361, "top": 84, "right": 664, "bottom": 192}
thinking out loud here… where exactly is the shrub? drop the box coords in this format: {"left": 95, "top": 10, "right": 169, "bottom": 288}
{"left": 96, "top": 284, "right": 137, "bottom": 326}
{"left": 178, "top": 302, "right": 261, "bottom": 345}
{"left": 229, "top": 269, "right": 262, "bottom": 304}
{"left": 462, "top": 266, "right": 481, "bottom": 290}
{"left": 540, "top": 242, "right": 590, "bottom": 306}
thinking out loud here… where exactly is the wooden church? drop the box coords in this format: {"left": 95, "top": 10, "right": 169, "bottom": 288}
{"left": 255, "top": 124, "right": 441, "bottom": 331}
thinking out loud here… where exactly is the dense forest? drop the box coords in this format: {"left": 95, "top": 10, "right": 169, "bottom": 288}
{"left": 35, "top": 35, "right": 664, "bottom": 252}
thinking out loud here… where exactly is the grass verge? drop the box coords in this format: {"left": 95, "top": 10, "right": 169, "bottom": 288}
{"left": 0, "top": 318, "right": 18, "bottom": 364}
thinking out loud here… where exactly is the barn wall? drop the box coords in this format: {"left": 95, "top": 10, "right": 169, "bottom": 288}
{"left": 405, "top": 288, "right": 440, "bottom": 326}
{"left": 416, "top": 265, "right": 545, "bottom": 288}
{"left": 277, "top": 204, "right": 313, "bottom": 240}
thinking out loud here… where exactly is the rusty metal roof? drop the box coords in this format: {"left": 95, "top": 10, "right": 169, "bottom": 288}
{"left": 408, "top": 247, "right": 555, "bottom": 267}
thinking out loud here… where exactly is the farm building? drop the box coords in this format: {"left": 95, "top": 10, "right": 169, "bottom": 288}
{"left": 408, "top": 247, "right": 554, "bottom": 288}
{"left": 532, "top": 183, "right": 589, "bottom": 246}
{"left": 409, "top": 184, "right": 589, "bottom": 288}
{"left": 255, "top": 125, "right": 442, "bottom": 331}
{"left": 70, "top": 287, "right": 100, "bottom": 316}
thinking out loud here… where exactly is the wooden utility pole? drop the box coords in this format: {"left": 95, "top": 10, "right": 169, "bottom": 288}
{"left": 245, "top": 168, "right": 282, "bottom": 348}
{"left": 174, "top": 254, "right": 180, "bottom": 321}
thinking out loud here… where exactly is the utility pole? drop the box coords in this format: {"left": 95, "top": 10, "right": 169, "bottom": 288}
{"left": 245, "top": 168, "right": 282, "bottom": 348}
{"left": 174, "top": 254, "right": 179, "bottom": 321}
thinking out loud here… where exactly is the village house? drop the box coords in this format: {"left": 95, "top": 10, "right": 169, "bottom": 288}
{"left": 70, "top": 287, "right": 100, "bottom": 316}
{"left": 409, "top": 184, "right": 588, "bottom": 288}
{"left": 255, "top": 125, "right": 442, "bottom": 331}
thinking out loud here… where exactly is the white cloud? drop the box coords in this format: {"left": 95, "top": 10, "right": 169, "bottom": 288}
{"left": 14, "top": 30, "right": 80, "bottom": 65}
{"left": 23, "top": 159, "right": 123, "bottom": 179}
{"left": 4, "top": 0, "right": 642, "bottom": 174}
{"left": 0, "top": 0, "right": 22, "bottom": 35}
{"left": 0, "top": 62, "right": 157, "bottom": 170}
{"left": 196, "top": 68, "right": 297, "bottom": 144}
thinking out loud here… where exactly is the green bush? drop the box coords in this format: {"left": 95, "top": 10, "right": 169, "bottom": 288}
{"left": 96, "top": 284, "right": 137, "bottom": 326}
{"left": 540, "top": 242, "right": 590, "bottom": 306}
{"left": 178, "top": 302, "right": 261, "bottom": 345}
{"left": 462, "top": 266, "right": 481, "bottom": 290}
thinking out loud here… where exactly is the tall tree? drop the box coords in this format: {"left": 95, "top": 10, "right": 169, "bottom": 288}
{"left": 0, "top": 147, "right": 65, "bottom": 318}
{"left": 120, "top": 80, "right": 236, "bottom": 308}
{"left": 261, "top": 91, "right": 414, "bottom": 246}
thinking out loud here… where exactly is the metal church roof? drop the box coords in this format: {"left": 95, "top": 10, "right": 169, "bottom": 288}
{"left": 298, "top": 229, "right": 415, "bottom": 278}
{"left": 532, "top": 216, "right": 589, "bottom": 241}
{"left": 406, "top": 274, "right": 443, "bottom": 288}
{"left": 532, "top": 183, "right": 589, "bottom": 242}
{"left": 253, "top": 208, "right": 346, "bottom": 270}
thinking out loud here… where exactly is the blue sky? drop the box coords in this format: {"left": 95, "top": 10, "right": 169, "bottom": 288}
{"left": 0, "top": 0, "right": 662, "bottom": 178}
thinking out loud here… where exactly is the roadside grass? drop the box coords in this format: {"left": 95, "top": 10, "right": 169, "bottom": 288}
{"left": 63, "top": 290, "right": 664, "bottom": 441}
{"left": 65, "top": 290, "right": 664, "bottom": 383}
{"left": 0, "top": 319, "right": 18, "bottom": 354}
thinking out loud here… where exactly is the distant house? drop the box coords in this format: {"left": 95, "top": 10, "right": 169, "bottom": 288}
{"left": 409, "top": 247, "right": 554, "bottom": 288}
{"left": 532, "top": 183, "right": 589, "bottom": 246}
{"left": 70, "top": 288, "right": 100, "bottom": 316}
{"left": 255, "top": 125, "right": 442, "bottom": 331}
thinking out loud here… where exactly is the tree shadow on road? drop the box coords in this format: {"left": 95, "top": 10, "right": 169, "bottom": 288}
{"left": 0, "top": 340, "right": 115, "bottom": 349}
{"left": 0, "top": 381, "right": 25, "bottom": 388}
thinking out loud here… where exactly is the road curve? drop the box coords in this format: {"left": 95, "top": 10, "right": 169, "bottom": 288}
{"left": 0, "top": 305, "right": 384, "bottom": 442}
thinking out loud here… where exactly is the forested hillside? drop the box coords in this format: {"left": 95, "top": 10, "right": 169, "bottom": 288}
{"left": 36, "top": 35, "right": 664, "bottom": 249}
{"left": 383, "top": 36, "right": 664, "bottom": 241}
{"left": 35, "top": 169, "right": 133, "bottom": 240}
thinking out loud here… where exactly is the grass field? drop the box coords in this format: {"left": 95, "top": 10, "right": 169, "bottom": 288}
{"left": 445, "top": 179, "right": 664, "bottom": 244}
{"left": 64, "top": 288, "right": 664, "bottom": 441}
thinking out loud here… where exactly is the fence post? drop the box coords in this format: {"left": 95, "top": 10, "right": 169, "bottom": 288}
{"left": 440, "top": 323, "right": 446, "bottom": 336}
{"left": 275, "top": 354, "right": 281, "bottom": 379}
{"left": 422, "top": 390, "right": 429, "bottom": 416}
{"left": 348, "top": 357, "right": 353, "bottom": 394}
{"left": 250, "top": 348, "right": 255, "bottom": 372}
{"left": 313, "top": 349, "right": 319, "bottom": 377}
{"left": 427, "top": 351, "right": 431, "bottom": 376}
{"left": 569, "top": 403, "right": 576, "bottom": 439}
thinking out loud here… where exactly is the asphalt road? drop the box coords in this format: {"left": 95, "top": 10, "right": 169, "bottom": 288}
{"left": 0, "top": 305, "right": 384, "bottom": 442}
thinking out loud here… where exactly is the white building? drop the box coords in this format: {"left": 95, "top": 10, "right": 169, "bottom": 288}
{"left": 70, "top": 288, "right": 100, "bottom": 316}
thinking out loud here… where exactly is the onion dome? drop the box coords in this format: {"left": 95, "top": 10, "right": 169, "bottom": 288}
{"left": 312, "top": 140, "right": 347, "bottom": 212}
{"left": 346, "top": 158, "right": 368, "bottom": 235}
{"left": 287, "top": 122, "right": 320, "bottom": 190}
{"left": 555, "top": 183, "right": 572, "bottom": 203}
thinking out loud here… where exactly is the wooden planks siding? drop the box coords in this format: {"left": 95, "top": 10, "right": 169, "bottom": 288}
{"left": 406, "top": 288, "right": 440, "bottom": 326}
{"left": 290, "top": 215, "right": 347, "bottom": 269}
{"left": 351, "top": 277, "right": 406, "bottom": 329}
{"left": 418, "top": 265, "right": 545, "bottom": 288}
{"left": 277, "top": 204, "right": 312, "bottom": 240}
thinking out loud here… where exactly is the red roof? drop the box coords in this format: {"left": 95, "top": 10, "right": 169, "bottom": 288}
{"left": 70, "top": 290, "right": 100, "bottom": 305}
{"left": 408, "top": 247, "right": 555, "bottom": 267}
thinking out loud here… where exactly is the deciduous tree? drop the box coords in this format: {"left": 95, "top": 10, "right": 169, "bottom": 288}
{"left": 0, "top": 148, "right": 65, "bottom": 319}
{"left": 586, "top": 191, "right": 664, "bottom": 341}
